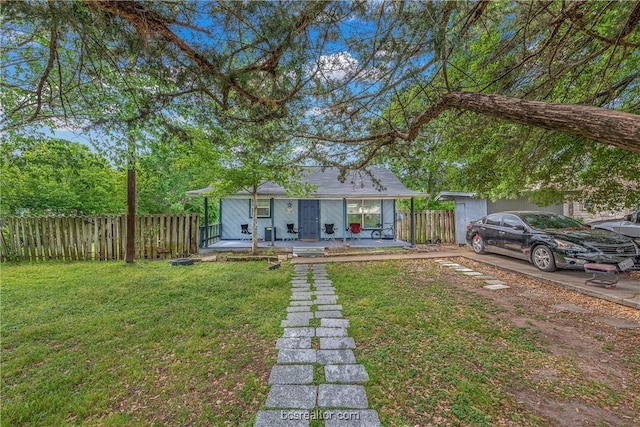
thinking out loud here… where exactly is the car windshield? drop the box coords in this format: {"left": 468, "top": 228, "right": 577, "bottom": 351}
{"left": 520, "top": 213, "right": 585, "bottom": 230}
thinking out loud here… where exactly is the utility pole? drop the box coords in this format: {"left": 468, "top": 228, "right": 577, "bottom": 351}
{"left": 126, "top": 134, "right": 136, "bottom": 263}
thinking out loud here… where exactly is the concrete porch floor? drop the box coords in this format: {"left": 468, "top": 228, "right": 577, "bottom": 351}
{"left": 200, "top": 238, "right": 412, "bottom": 253}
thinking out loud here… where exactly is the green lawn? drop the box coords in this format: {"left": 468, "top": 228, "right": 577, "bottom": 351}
{"left": 2, "top": 259, "right": 638, "bottom": 426}
{"left": 327, "top": 261, "right": 639, "bottom": 426}
{"left": 1, "top": 260, "right": 290, "bottom": 426}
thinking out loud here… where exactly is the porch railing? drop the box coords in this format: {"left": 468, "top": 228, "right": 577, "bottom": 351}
{"left": 199, "top": 223, "right": 221, "bottom": 247}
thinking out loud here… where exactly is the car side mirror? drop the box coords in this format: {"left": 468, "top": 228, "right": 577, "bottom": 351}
{"left": 513, "top": 225, "right": 526, "bottom": 231}
{"left": 624, "top": 214, "right": 632, "bottom": 221}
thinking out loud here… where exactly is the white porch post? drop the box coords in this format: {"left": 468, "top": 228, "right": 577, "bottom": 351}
{"left": 410, "top": 197, "right": 416, "bottom": 247}
{"left": 270, "top": 197, "right": 275, "bottom": 246}
{"left": 343, "top": 198, "right": 347, "bottom": 244}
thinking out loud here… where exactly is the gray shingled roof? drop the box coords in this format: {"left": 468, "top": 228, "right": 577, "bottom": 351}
{"left": 186, "top": 167, "right": 425, "bottom": 199}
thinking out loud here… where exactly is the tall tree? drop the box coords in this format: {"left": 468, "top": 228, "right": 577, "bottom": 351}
{"left": 0, "top": 138, "right": 125, "bottom": 215}
{"left": 2, "top": 0, "right": 639, "bottom": 216}
{"left": 188, "top": 120, "right": 311, "bottom": 254}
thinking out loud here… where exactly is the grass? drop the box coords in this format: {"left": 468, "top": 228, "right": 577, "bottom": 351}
{"left": 3, "top": 259, "right": 637, "bottom": 426}
{"left": 326, "top": 260, "right": 637, "bottom": 426}
{"left": 1, "top": 260, "right": 291, "bottom": 426}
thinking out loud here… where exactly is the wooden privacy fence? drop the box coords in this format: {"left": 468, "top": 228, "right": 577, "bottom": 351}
{"left": 0, "top": 214, "right": 200, "bottom": 262}
{"left": 396, "top": 210, "right": 455, "bottom": 244}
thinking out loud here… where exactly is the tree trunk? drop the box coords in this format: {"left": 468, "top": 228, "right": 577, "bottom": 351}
{"left": 405, "top": 92, "right": 640, "bottom": 153}
{"left": 251, "top": 186, "right": 259, "bottom": 255}
{"left": 125, "top": 167, "right": 136, "bottom": 263}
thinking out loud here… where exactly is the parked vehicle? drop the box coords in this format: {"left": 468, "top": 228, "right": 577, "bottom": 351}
{"left": 466, "top": 211, "right": 639, "bottom": 272}
{"left": 588, "top": 210, "right": 640, "bottom": 241}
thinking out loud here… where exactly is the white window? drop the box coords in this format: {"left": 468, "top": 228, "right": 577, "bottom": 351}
{"left": 250, "top": 199, "right": 271, "bottom": 218}
{"left": 347, "top": 199, "right": 381, "bottom": 228}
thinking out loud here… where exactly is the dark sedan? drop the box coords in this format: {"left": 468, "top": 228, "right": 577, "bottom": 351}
{"left": 465, "top": 211, "right": 639, "bottom": 272}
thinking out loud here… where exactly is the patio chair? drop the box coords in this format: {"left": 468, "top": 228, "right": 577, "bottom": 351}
{"left": 240, "top": 224, "right": 251, "bottom": 241}
{"left": 323, "top": 223, "right": 336, "bottom": 241}
{"left": 348, "top": 223, "right": 361, "bottom": 240}
{"left": 284, "top": 223, "right": 299, "bottom": 241}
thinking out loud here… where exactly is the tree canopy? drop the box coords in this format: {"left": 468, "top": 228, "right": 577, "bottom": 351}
{"left": 2, "top": 0, "right": 639, "bottom": 210}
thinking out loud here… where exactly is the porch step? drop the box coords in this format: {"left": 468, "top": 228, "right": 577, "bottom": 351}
{"left": 293, "top": 246, "right": 326, "bottom": 257}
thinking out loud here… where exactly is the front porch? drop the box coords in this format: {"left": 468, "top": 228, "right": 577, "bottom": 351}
{"left": 200, "top": 237, "right": 412, "bottom": 254}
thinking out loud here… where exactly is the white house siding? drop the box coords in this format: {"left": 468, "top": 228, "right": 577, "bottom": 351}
{"left": 221, "top": 198, "right": 397, "bottom": 240}
{"left": 382, "top": 200, "right": 395, "bottom": 228}
{"left": 487, "top": 198, "right": 563, "bottom": 215}
{"left": 220, "top": 198, "right": 278, "bottom": 240}
{"left": 320, "top": 200, "right": 346, "bottom": 239}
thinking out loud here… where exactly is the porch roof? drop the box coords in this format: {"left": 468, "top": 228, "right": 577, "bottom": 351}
{"left": 186, "top": 167, "right": 426, "bottom": 200}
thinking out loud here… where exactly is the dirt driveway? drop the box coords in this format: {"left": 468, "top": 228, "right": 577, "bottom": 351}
{"left": 436, "top": 256, "right": 640, "bottom": 426}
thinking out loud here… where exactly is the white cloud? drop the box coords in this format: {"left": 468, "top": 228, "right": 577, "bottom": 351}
{"left": 312, "top": 52, "right": 359, "bottom": 82}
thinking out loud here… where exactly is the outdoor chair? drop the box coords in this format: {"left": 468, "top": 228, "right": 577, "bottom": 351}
{"left": 240, "top": 224, "right": 251, "bottom": 241}
{"left": 284, "top": 223, "right": 299, "bottom": 241}
{"left": 348, "top": 223, "right": 361, "bottom": 240}
{"left": 323, "top": 223, "right": 336, "bottom": 241}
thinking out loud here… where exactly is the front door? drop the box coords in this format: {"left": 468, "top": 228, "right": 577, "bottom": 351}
{"left": 299, "top": 200, "right": 320, "bottom": 240}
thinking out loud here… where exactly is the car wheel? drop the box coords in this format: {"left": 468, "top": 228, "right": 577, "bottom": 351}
{"left": 531, "top": 245, "right": 556, "bottom": 272}
{"left": 471, "top": 233, "right": 486, "bottom": 254}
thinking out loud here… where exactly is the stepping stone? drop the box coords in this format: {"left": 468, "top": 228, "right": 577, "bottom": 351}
{"left": 277, "top": 349, "right": 317, "bottom": 364}
{"left": 315, "top": 327, "right": 348, "bottom": 337}
{"left": 484, "top": 279, "right": 507, "bottom": 286}
{"left": 283, "top": 327, "right": 315, "bottom": 338}
{"left": 319, "top": 337, "right": 356, "bottom": 350}
{"left": 317, "top": 349, "right": 356, "bottom": 365}
{"left": 316, "top": 304, "right": 342, "bottom": 311}
{"left": 464, "top": 271, "right": 484, "bottom": 276}
{"left": 281, "top": 318, "right": 310, "bottom": 327}
{"left": 324, "top": 410, "right": 381, "bottom": 427}
{"left": 287, "top": 312, "right": 314, "bottom": 321}
{"left": 290, "top": 300, "right": 314, "bottom": 306}
{"left": 269, "top": 365, "right": 314, "bottom": 384}
{"left": 314, "top": 290, "right": 336, "bottom": 296}
{"left": 287, "top": 306, "right": 312, "bottom": 313}
{"left": 321, "top": 319, "right": 350, "bottom": 328}
{"left": 484, "top": 284, "right": 510, "bottom": 290}
{"left": 453, "top": 267, "right": 474, "bottom": 272}
{"left": 265, "top": 385, "right": 317, "bottom": 409}
{"left": 325, "top": 364, "right": 369, "bottom": 383}
{"left": 276, "top": 337, "right": 312, "bottom": 349}
{"left": 552, "top": 304, "right": 588, "bottom": 313}
{"left": 255, "top": 410, "right": 310, "bottom": 427}
{"left": 315, "top": 311, "right": 343, "bottom": 319}
{"left": 315, "top": 297, "right": 338, "bottom": 305}
{"left": 595, "top": 317, "right": 640, "bottom": 329}
{"left": 291, "top": 292, "right": 314, "bottom": 300}
{"left": 317, "top": 384, "right": 368, "bottom": 408}
{"left": 291, "top": 285, "right": 311, "bottom": 291}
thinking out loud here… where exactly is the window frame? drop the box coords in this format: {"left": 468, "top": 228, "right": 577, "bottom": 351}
{"left": 249, "top": 198, "right": 272, "bottom": 218}
{"left": 346, "top": 199, "right": 382, "bottom": 228}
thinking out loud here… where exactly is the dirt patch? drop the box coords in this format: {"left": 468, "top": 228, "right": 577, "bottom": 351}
{"left": 432, "top": 258, "right": 640, "bottom": 426}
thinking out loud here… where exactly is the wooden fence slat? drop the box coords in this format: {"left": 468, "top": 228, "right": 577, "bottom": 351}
{"left": 1, "top": 213, "right": 201, "bottom": 262}
{"left": 396, "top": 210, "right": 456, "bottom": 244}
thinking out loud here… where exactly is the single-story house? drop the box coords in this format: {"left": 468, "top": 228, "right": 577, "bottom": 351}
{"left": 187, "top": 167, "right": 425, "bottom": 245}
{"left": 435, "top": 191, "right": 564, "bottom": 245}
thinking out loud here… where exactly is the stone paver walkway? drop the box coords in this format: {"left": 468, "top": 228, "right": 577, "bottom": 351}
{"left": 434, "top": 259, "right": 511, "bottom": 290}
{"left": 255, "top": 264, "right": 381, "bottom": 427}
